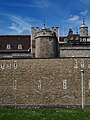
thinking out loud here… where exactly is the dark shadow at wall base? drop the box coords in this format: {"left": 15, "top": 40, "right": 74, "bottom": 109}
{"left": 0, "top": 105, "right": 89, "bottom": 109}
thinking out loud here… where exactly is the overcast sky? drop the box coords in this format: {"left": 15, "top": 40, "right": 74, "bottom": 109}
{"left": 0, "top": 0, "right": 90, "bottom": 35}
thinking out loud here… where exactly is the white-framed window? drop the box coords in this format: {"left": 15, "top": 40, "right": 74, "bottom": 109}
{"left": 83, "top": 38, "right": 86, "bottom": 42}
{"left": 64, "top": 38, "right": 67, "bottom": 42}
{"left": 13, "top": 80, "right": 17, "bottom": 90}
{"left": 38, "top": 80, "right": 41, "bottom": 90}
{"left": 6, "top": 44, "right": 11, "bottom": 49}
{"left": 88, "top": 62, "right": 90, "bottom": 68}
{"left": 76, "top": 36, "right": 78, "bottom": 40}
{"left": 14, "top": 61, "right": 17, "bottom": 69}
{"left": 88, "top": 80, "right": 90, "bottom": 90}
{"left": 74, "top": 59, "right": 78, "bottom": 68}
{"left": 81, "top": 59, "right": 84, "bottom": 68}
{"left": 87, "top": 38, "right": 90, "bottom": 42}
{"left": 63, "top": 80, "right": 67, "bottom": 90}
{"left": 80, "top": 38, "right": 83, "bottom": 42}
{"left": 7, "top": 62, "right": 11, "bottom": 69}
{"left": 1, "top": 62, "right": 5, "bottom": 69}
{"left": 18, "top": 44, "right": 22, "bottom": 49}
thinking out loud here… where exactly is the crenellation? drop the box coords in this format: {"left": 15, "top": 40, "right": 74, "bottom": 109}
{"left": 36, "top": 27, "right": 40, "bottom": 32}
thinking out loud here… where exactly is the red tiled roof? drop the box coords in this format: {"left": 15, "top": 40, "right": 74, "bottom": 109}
{"left": 80, "top": 36, "right": 90, "bottom": 38}
{"left": 59, "top": 36, "right": 67, "bottom": 42}
{"left": 0, "top": 35, "right": 31, "bottom": 51}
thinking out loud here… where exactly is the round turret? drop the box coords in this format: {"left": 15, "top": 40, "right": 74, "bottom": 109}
{"left": 34, "top": 28, "right": 59, "bottom": 58}
{"left": 80, "top": 19, "right": 88, "bottom": 36}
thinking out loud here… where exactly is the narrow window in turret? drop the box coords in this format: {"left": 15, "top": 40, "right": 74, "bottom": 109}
{"left": 63, "top": 80, "right": 67, "bottom": 90}
{"left": 14, "top": 61, "right": 17, "bottom": 69}
{"left": 1, "top": 62, "right": 5, "bottom": 69}
{"left": 81, "top": 59, "right": 84, "bottom": 68}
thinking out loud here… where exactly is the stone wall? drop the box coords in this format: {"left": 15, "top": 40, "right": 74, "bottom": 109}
{"left": 0, "top": 58, "right": 90, "bottom": 108}
{"left": 60, "top": 47, "right": 90, "bottom": 57}
{"left": 0, "top": 53, "right": 31, "bottom": 57}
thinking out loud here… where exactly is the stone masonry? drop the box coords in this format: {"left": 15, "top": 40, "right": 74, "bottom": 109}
{"left": 0, "top": 58, "right": 90, "bottom": 108}
{"left": 60, "top": 47, "right": 90, "bottom": 57}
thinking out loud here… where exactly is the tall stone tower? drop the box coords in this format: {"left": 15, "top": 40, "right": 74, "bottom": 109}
{"left": 80, "top": 18, "right": 88, "bottom": 36}
{"left": 31, "top": 24, "right": 59, "bottom": 58}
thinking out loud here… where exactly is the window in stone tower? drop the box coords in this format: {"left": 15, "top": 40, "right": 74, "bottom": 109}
{"left": 49, "top": 37, "right": 52, "bottom": 41}
{"left": 1, "top": 62, "right": 5, "bottom": 69}
{"left": 6, "top": 44, "right": 11, "bottom": 49}
{"left": 83, "top": 31, "right": 85, "bottom": 34}
{"left": 32, "top": 40, "right": 35, "bottom": 48}
{"left": 63, "top": 80, "right": 67, "bottom": 90}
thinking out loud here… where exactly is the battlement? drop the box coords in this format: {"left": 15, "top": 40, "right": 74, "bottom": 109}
{"left": 31, "top": 27, "right": 59, "bottom": 34}
{"left": 31, "top": 26, "right": 59, "bottom": 58}
{"left": 50, "top": 27, "right": 59, "bottom": 36}
{"left": 50, "top": 27, "right": 59, "bottom": 31}
{"left": 34, "top": 29, "right": 56, "bottom": 38}
{"left": 31, "top": 27, "right": 40, "bottom": 33}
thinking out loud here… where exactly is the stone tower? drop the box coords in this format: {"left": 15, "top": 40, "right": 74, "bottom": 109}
{"left": 80, "top": 18, "right": 88, "bottom": 36}
{"left": 31, "top": 24, "right": 59, "bottom": 58}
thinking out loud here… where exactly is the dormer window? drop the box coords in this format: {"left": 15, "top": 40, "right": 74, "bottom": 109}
{"left": 64, "top": 38, "right": 66, "bottom": 42}
{"left": 76, "top": 36, "right": 78, "bottom": 40}
{"left": 6, "top": 44, "right": 11, "bottom": 49}
{"left": 18, "top": 44, "right": 22, "bottom": 49}
{"left": 83, "top": 38, "right": 86, "bottom": 42}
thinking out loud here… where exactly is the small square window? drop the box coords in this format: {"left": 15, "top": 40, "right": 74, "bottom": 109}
{"left": 7, "top": 44, "right": 11, "bottom": 49}
{"left": 18, "top": 44, "right": 22, "bottom": 49}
